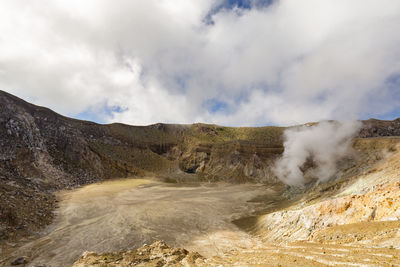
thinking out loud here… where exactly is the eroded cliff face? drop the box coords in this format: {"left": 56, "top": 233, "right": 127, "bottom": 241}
{"left": 179, "top": 140, "right": 283, "bottom": 183}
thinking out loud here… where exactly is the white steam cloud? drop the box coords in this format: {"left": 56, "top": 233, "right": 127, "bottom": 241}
{"left": 273, "top": 121, "right": 362, "bottom": 186}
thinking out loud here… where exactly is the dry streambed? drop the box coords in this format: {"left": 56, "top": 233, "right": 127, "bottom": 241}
{"left": 1, "top": 178, "right": 279, "bottom": 267}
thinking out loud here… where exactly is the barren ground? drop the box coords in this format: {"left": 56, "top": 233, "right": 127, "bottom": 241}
{"left": 1, "top": 179, "right": 281, "bottom": 267}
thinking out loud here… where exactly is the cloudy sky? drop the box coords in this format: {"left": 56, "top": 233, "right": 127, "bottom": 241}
{"left": 0, "top": 0, "right": 399, "bottom": 126}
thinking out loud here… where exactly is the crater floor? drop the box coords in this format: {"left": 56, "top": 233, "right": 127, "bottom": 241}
{"left": 1, "top": 179, "right": 279, "bottom": 267}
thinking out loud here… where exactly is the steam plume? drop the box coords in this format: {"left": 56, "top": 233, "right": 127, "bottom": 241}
{"left": 273, "top": 121, "right": 361, "bottom": 186}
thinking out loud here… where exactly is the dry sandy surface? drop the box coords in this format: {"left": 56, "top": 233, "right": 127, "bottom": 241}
{"left": 0, "top": 178, "right": 278, "bottom": 267}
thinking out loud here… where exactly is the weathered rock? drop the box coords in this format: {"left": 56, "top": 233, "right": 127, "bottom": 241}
{"left": 11, "top": 256, "right": 28, "bottom": 265}
{"left": 359, "top": 118, "right": 400, "bottom": 137}
{"left": 71, "top": 241, "right": 204, "bottom": 267}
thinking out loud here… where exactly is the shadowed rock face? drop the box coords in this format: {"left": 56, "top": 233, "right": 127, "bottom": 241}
{"left": 359, "top": 118, "right": 400, "bottom": 137}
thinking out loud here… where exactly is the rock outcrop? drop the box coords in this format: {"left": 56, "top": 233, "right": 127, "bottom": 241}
{"left": 71, "top": 241, "right": 204, "bottom": 267}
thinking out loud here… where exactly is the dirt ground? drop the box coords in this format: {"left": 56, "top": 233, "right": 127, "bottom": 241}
{"left": 1, "top": 179, "right": 278, "bottom": 267}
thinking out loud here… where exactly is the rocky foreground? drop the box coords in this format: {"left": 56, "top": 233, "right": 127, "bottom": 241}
{"left": 71, "top": 241, "right": 204, "bottom": 267}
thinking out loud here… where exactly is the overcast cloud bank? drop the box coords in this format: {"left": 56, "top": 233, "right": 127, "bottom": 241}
{"left": 0, "top": 0, "right": 399, "bottom": 125}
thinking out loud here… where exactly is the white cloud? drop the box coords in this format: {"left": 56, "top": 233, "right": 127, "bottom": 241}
{"left": 0, "top": 0, "right": 399, "bottom": 125}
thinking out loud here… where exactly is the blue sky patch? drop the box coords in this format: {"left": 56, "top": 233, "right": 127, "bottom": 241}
{"left": 76, "top": 105, "right": 128, "bottom": 124}
{"left": 377, "top": 107, "right": 400, "bottom": 120}
{"left": 203, "top": 98, "right": 229, "bottom": 114}
{"left": 204, "top": 0, "right": 275, "bottom": 24}
{"left": 76, "top": 110, "right": 105, "bottom": 124}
